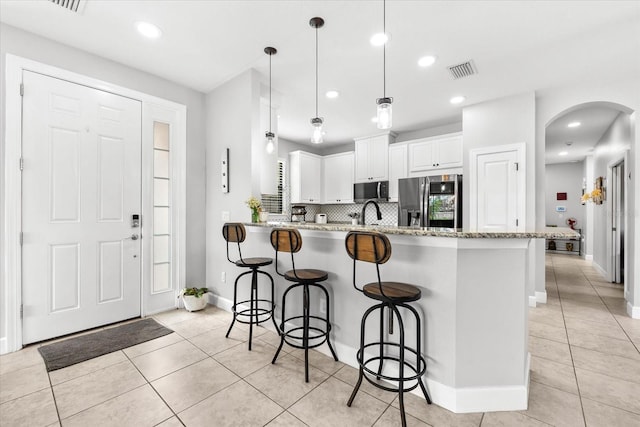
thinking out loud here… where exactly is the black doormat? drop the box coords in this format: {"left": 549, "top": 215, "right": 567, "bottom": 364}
{"left": 38, "top": 318, "right": 173, "bottom": 372}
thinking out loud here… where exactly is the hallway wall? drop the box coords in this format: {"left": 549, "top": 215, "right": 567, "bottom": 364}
{"left": 592, "top": 112, "right": 632, "bottom": 276}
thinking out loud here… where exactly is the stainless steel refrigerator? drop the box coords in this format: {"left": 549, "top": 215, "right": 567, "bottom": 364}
{"left": 397, "top": 174, "right": 462, "bottom": 228}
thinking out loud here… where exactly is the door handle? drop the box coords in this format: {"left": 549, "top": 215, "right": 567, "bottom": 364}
{"left": 127, "top": 234, "right": 140, "bottom": 240}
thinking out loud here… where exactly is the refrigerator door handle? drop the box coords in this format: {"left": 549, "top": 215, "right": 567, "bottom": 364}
{"left": 377, "top": 182, "right": 381, "bottom": 199}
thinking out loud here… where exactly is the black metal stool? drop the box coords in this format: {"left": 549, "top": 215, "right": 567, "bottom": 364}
{"left": 270, "top": 228, "right": 338, "bottom": 382}
{"left": 222, "top": 223, "right": 278, "bottom": 350}
{"left": 345, "top": 231, "right": 431, "bottom": 427}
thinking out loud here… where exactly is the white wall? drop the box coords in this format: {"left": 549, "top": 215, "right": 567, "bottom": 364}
{"left": 462, "top": 92, "right": 536, "bottom": 231}
{"left": 205, "top": 69, "right": 257, "bottom": 302}
{"left": 535, "top": 75, "right": 639, "bottom": 317}
{"left": 545, "top": 162, "right": 585, "bottom": 230}
{"left": 0, "top": 24, "right": 207, "bottom": 344}
{"left": 592, "top": 112, "right": 632, "bottom": 275}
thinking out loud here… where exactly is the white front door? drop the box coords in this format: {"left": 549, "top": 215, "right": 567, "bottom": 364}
{"left": 474, "top": 149, "right": 520, "bottom": 232}
{"left": 22, "top": 71, "right": 142, "bottom": 344}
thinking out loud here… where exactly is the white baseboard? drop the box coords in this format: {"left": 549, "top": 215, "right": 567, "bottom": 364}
{"left": 591, "top": 261, "right": 608, "bottom": 280}
{"left": 535, "top": 291, "right": 547, "bottom": 304}
{"left": 627, "top": 302, "right": 640, "bottom": 319}
{"left": 584, "top": 254, "right": 593, "bottom": 261}
{"left": 210, "top": 293, "right": 530, "bottom": 413}
{"left": 0, "top": 337, "right": 8, "bottom": 355}
{"left": 528, "top": 296, "right": 537, "bottom": 307}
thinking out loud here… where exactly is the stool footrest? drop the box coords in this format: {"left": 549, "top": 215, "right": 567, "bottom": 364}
{"left": 232, "top": 298, "right": 276, "bottom": 325}
{"left": 278, "top": 315, "right": 332, "bottom": 349}
{"left": 357, "top": 341, "right": 427, "bottom": 385}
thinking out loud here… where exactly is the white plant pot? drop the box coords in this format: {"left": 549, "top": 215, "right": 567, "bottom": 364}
{"left": 183, "top": 295, "right": 207, "bottom": 312}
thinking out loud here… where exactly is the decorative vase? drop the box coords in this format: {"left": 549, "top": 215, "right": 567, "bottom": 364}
{"left": 183, "top": 295, "right": 207, "bottom": 312}
{"left": 251, "top": 208, "right": 259, "bottom": 223}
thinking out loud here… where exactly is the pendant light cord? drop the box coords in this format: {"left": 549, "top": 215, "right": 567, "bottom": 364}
{"left": 315, "top": 25, "right": 319, "bottom": 118}
{"left": 383, "top": 0, "right": 386, "bottom": 98}
{"left": 269, "top": 51, "right": 272, "bottom": 133}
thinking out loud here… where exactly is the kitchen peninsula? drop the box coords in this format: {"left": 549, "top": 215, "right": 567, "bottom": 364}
{"left": 238, "top": 222, "right": 578, "bottom": 413}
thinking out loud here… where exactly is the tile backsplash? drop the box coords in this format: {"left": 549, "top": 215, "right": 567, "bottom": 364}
{"left": 271, "top": 202, "right": 398, "bottom": 225}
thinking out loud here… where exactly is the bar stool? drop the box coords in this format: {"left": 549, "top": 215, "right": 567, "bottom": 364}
{"left": 345, "top": 231, "right": 431, "bottom": 427}
{"left": 270, "top": 228, "right": 339, "bottom": 382}
{"left": 222, "top": 223, "right": 278, "bottom": 350}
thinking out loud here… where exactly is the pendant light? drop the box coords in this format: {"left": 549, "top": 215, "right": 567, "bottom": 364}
{"left": 264, "top": 46, "right": 277, "bottom": 154}
{"left": 376, "top": 0, "right": 392, "bottom": 130}
{"left": 309, "top": 17, "right": 325, "bottom": 144}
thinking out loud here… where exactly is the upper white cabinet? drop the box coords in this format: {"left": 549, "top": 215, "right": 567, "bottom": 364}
{"left": 289, "top": 151, "right": 322, "bottom": 204}
{"left": 354, "top": 133, "right": 394, "bottom": 183}
{"left": 323, "top": 152, "right": 354, "bottom": 204}
{"left": 408, "top": 133, "right": 463, "bottom": 173}
{"left": 388, "top": 143, "right": 407, "bottom": 202}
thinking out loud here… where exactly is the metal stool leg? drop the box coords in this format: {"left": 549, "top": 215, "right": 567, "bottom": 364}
{"left": 347, "top": 303, "right": 379, "bottom": 406}
{"left": 316, "top": 284, "right": 338, "bottom": 361}
{"left": 393, "top": 305, "right": 407, "bottom": 427}
{"left": 303, "top": 283, "right": 310, "bottom": 382}
{"left": 406, "top": 304, "right": 432, "bottom": 404}
{"left": 257, "top": 270, "right": 279, "bottom": 334}
{"left": 226, "top": 270, "right": 252, "bottom": 338}
{"left": 273, "top": 283, "right": 298, "bottom": 364}
{"left": 248, "top": 269, "right": 258, "bottom": 350}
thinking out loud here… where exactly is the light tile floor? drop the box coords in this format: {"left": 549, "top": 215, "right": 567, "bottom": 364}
{"left": 1, "top": 254, "right": 640, "bottom": 426}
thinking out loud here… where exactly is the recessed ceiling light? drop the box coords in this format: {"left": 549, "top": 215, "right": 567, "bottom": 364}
{"left": 567, "top": 121, "right": 581, "bottom": 128}
{"left": 370, "top": 32, "right": 389, "bottom": 46}
{"left": 450, "top": 96, "right": 466, "bottom": 104}
{"left": 559, "top": 151, "right": 568, "bottom": 156}
{"left": 135, "top": 21, "right": 162, "bottom": 39}
{"left": 326, "top": 90, "right": 339, "bottom": 99}
{"left": 371, "top": 117, "right": 378, "bottom": 123}
{"left": 418, "top": 55, "right": 437, "bottom": 67}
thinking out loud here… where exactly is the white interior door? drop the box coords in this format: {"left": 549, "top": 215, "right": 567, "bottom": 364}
{"left": 22, "top": 71, "right": 142, "bottom": 344}
{"left": 474, "top": 150, "right": 520, "bottom": 232}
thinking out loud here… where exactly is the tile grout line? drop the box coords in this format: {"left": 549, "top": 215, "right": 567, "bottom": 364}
{"left": 46, "top": 367, "right": 63, "bottom": 427}
{"left": 122, "top": 347, "right": 187, "bottom": 426}
{"left": 554, "top": 255, "right": 588, "bottom": 426}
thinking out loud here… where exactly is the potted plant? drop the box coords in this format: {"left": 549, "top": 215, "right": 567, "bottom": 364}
{"left": 181, "top": 287, "right": 209, "bottom": 312}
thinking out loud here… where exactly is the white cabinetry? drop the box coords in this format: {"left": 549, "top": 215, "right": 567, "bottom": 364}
{"left": 323, "top": 152, "right": 354, "bottom": 204}
{"left": 289, "top": 151, "right": 322, "bottom": 204}
{"left": 388, "top": 144, "right": 407, "bottom": 202}
{"left": 408, "top": 133, "right": 462, "bottom": 173}
{"left": 354, "top": 134, "right": 393, "bottom": 183}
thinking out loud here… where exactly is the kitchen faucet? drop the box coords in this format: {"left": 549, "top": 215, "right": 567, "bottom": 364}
{"left": 360, "top": 199, "right": 382, "bottom": 225}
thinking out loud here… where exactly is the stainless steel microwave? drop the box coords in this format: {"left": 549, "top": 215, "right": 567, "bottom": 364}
{"left": 354, "top": 181, "right": 389, "bottom": 203}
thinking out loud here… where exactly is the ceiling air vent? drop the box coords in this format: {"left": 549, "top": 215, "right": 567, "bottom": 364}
{"left": 50, "top": 0, "right": 84, "bottom": 13}
{"left": 447, "top": 60, "right": 477, "bottom": 79}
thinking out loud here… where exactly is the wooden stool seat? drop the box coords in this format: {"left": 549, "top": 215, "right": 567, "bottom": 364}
{"left": 363, "top": 282, "right": 421, "bottom": 303}
{"left": 236, "top": 257, "right": 273, "bottom": 268}
{"left": 284, "top": 269, "right": 328, "bottom": 283}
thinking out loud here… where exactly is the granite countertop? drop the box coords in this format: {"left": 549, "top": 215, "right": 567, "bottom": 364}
{"left": 245, "top": 222, "right": 580, "bottom": 239}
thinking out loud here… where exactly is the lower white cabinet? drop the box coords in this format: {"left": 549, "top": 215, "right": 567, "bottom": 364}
{"left": 289, "top": 151, "right": 322, "bottom": 204}
{"left": 323, "top": 152, "right": 354, "bottom": 203}
{"left": 388, "top": 144, "right": 407, "bottom": 202}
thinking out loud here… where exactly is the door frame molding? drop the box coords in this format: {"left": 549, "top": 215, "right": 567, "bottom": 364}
{"left": 469, "top": 142, "right": 527, "bottom": 232}
{"left": 2, "top": 54, "right": 187, "bottom": 353}
{"left": 606, "top": 151, "right": 629, "bottom": 289}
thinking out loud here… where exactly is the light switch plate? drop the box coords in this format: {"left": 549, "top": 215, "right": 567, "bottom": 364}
{"left": 222, "top": 211, "right": 230, "bottom": 221}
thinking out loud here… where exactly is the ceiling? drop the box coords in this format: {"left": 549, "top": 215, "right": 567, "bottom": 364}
{"left": 545, "top": 106, "right": 623, "bottom": 165}
{"left": 1, "top": 1, "right": 639, "bottom": 148}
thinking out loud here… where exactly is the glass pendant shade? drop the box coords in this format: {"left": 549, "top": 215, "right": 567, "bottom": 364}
{"left": 265, "top": 131, "right": 275, "bottom": 154}
{"left": 376, "top": 97, "right": 393, "bottom": 130}
{"left": 310, "top": 117, "right": 324, "bottom": 144}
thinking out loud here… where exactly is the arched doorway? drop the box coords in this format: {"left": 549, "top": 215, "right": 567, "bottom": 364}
{"left": 545, "top": 101, "right": 633, "bottom": 292}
